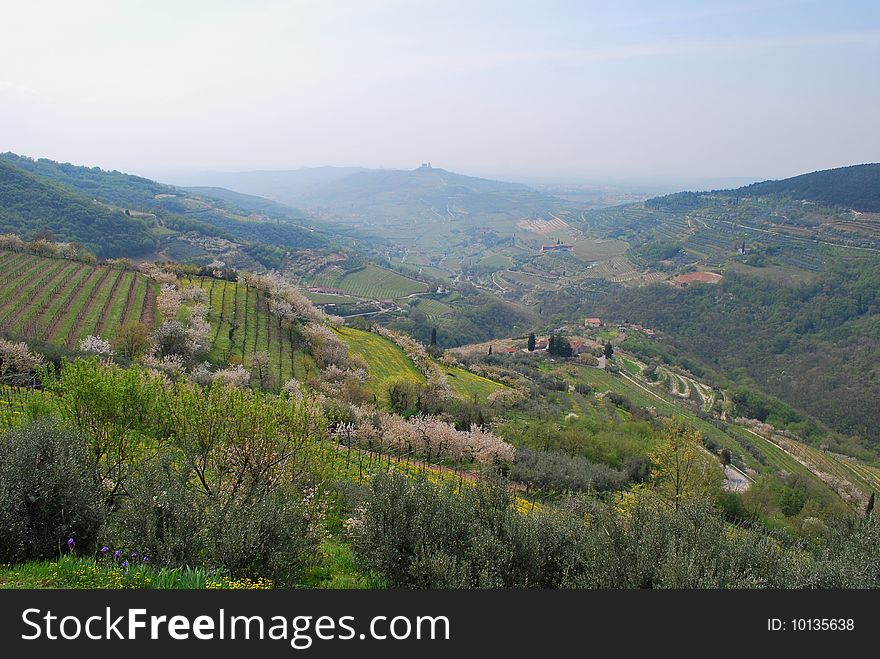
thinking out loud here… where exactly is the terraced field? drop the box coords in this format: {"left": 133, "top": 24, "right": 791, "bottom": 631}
{"left": 310, "top": 264, "right": 428, "bottom": 299}
{"left": 0, "top": 250, "right": 157, "bottom": 346}
{"left": 186, "top": 277, "right": 314, "bottom": 383}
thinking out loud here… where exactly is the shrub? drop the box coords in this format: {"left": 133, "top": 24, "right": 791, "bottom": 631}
{"left": 206, "top": 486, "right": 324, "bottom": 587}
{"left": 102, "top": 454, "right": 205, "bottom": 567}
{"left": 0, "top": 419, "right": 104, "bottom": 563}
{"left": 508, "top": 447, "right": 626, "bottom": 493}
{"left": 350, "top": 473, "right": 804, "bottom": 588}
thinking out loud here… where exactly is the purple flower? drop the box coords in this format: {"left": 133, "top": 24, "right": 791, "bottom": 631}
{"left": 142, "top": 556, "right": 150, "bottom": 564}
{"left": 114, "top": 549, "right": 121, "bottom": 559}
{"left": 121, "top": 560, "right": 128, "bottom": 569}
{"left": 101, "top": 546, "right": 109, "bottom": 555}
{"left": 131, "top": 551, "right": 138, "bottom": 560}
{"left": 67, "top": 537, "right": 75, "bottom": 549}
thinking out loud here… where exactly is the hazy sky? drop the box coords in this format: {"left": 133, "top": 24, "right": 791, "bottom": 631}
{"left": 1, "top": 0, "right": 878, "bottom": 185}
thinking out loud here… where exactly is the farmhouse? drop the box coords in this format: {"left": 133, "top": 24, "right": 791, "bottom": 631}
{"left": 569, "top": 340, "right": 587, "bottom": 355}
{"left": 535, "top": 338, "right": 549, "bottom": 351}
{"left": 584, "top": 317, "right": 601, "bottom": 328}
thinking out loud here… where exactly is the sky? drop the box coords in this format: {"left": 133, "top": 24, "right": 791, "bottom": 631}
{"left": 1, "top": 0, "right": 878, "bottom": 187}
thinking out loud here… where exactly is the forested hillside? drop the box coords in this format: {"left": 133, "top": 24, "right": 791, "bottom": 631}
{"left": 726, "top": 163, "right": 880, "bottom": 212}
{"left": 573, "top": 254, "right": 880, "bottom": 448}
{"left": 0, "top": 160, "right": 156, "bottom": 257}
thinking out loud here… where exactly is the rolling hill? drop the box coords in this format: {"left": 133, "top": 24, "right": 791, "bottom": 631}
{"left": 176, "top": 164, "right": 564, "bottom": 226}
{"left": 0, "top": 159, "right": 157, "bottom": 257}
{"left": 290, "top": 165, "right": 563, "bottom": 224}
{"left": 0, "top": 153, "right": 331, "bottom": 266}
{"left": 724, "top": 163, "right": 880, "bottom": 212}
{"left": 174, "top": 167, "right": 367, "bottom": 204}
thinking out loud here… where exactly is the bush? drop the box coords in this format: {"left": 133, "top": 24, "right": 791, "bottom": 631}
{"left": 102, "top": 454, "right": 205, "bottom": 567}
{"left": 0, "top": 419, "right": 104, "bottom": 563}
{"left": 104, "top": 455, "right": 324, "bottom": 587}
{"left": 350, "top": 473, "right": 807, "bottom": 588}
{"left": 207, "top": 486, "right": 323, "bottom": 587}
{"left": 508, "top": 447, "right": 626, "bottom": 493}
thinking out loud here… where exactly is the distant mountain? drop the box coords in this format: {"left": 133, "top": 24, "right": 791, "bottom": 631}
{"left": 288, "top": 165, "right": 563, "bottom": 225}
{"left": 181, "top": 186, "right": 304, "bottom": 218}
{"left": 172, "top": 167, "right": 367, "bottom": 205}
{"left": 725, "top": 163, "right": 880, "bottom": 212}
{"left": 0, "top": 159, "right": 156, "bottom": 257}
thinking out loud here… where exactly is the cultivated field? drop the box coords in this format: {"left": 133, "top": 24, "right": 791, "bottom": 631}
{"left": 186, "top": 276, "right": 315, "bottom": 383}
{"left": 0, "top": 250, "right": 157, "bottom": 347}
{"left": 333, "top": 326, "right": 425, "bottom": 397}
{"left": 310, "top": 264, "right": 428, "bottom": 300}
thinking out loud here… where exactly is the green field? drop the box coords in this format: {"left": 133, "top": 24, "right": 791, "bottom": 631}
{"left": 333, "top": 326, "right": 425, "bottom": 397}
{"left": 311, "top": 264, "right": 428, "bottom": 299}
{"left": 444, "top": 366, "right": 505, "bottom": 401}
{"left": 334, "top": 326, "right": 505, "bottom": 403}
{"left": 0, "top": 250, "right": 157, "bottom": 347}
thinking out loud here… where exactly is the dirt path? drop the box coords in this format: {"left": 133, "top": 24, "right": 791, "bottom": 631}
{"left": 723, "top": 465, "right": 752, "bottom": 492}
{"left": 141, "top": 282, "right": 157, "bottom": 327}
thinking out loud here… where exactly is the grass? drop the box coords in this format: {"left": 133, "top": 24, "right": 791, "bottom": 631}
{"left": 443, "top": 365, "right": 505, "bottom": 402}
{"left": 0, "top": 555, "right": 224, "bottom": 589}
{"left": 333, "top": 326, "right": 425, "bottom": 398}
{"left": 622, "top": 358, "right": 642, "bottom": 376}
{"left": 301, "top": 540, "right": 384, "bottom": 589}
{"left": 334, "top": 326, "right": 506, "bottom": 403}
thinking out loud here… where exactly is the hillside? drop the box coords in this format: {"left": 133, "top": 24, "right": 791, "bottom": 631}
{"left": 181, "top": 186, "right": 304, "bottom": 218}
{"left": 174, "top": 167, "right": 367, "bottom": 204}
{"left": 725, "top": 163, "right": 880, "bottom": 212}
{"left": 292, "top": 165, "right": 562, "bottom": 223}
{"left": 0, "top": 160, "right": 157, "bottom": 257}
{"left": 0, "top": 248, "right": 157, "bottom": 347}
{"left": 0, "top": 154, "right": 332, "bottom": 267}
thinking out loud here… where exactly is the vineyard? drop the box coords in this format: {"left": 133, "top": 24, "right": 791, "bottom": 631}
{"left": 309, "top": 264, "right": 428, "bottom": 299}
{"left": 0, "top": 250, "right": 156, "bottom": 347}
{"left": 185, "top": 277, "right": 315, "bottom": 383}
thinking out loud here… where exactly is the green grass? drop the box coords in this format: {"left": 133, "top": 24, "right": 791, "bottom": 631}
{"left": 444, "top": 366, "right": 505, "bottom": 402}
{"left": 0, "top": 555, "right": 220, "bottom": 589}
{"left": 334, "top": 326, "right": 425, "bottom": 397}
{"left": 334, "top": 327, "right": 505, "bottom": 403}
{"left": 301, "top": 540, "right": 384, "bottom": 589}
{"left": 622, "top": 358, "right": 642, "bottom": 376}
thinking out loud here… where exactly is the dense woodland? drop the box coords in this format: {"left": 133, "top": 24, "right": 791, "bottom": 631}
{"left": 0, "top": 160, "right": 156, "bottom": 257}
